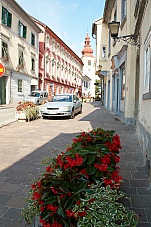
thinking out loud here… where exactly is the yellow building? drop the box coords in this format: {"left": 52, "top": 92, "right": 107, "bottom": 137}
{"left": 92, "top": 0, "right": 151, "bottom": 181}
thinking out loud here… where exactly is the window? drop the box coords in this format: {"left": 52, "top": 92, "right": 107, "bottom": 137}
{"left": 143, "top": 30, "right": 151, "bottom": 100}
{"left": 52, "top": 40, "right": 55, "bottom": 51}
{"left": 102, "top": 46, "right": 106, "bottom": 59}
{"left": 108, "top": 31, "right": 111, "bottom": 55}
{"left": 114, "top": 9, "right": 117, "bottom": 21}
{"left": 18, "top": 50, "right": 24, "bottom": 66}
{"left": 121, "top": 65, "right": 126, "bottom": 100}
{"left": 2, "top": 6, "right": 12, "bottom": 27}
{"left": 121, "top": 0, "right": 126, "bottom": 20}
{"left": 18, "top": 21, "right": 27, "bottom": 38}
{"left": 18, "top": 79, "right": 22, "bottom": 92}
{"left": 46, "top": 35, "right": 50, "bottom": 48}
{"left": 88, "top": 60, "right": 91, "bottom": 65}
{"left": 31, "top": 33, "right": 35, "bottom": 46}
{"left": 2, "top": 41, "right": 8, "bottom": 58}
{"left": 144, "top": 46, "right": 150, "bottom": 88}
{"left": 31, "top": 57, "right": 35, "bottom": 71}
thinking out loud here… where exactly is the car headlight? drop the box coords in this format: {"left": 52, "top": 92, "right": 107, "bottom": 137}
{"left": 60, "top": 106, "right": 71, "bottom": 111}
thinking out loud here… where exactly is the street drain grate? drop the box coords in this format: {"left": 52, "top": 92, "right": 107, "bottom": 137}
{"left": 114, "top": 117, "right": 120, "bottom": 121}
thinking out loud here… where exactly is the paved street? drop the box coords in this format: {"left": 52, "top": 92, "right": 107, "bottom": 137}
{"left": 0, "top": 102, "right": 151, "bottom": 227}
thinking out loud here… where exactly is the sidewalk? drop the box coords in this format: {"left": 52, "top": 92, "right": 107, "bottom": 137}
{"left": 0, "top": 102, "right": 150, "bottom": 227}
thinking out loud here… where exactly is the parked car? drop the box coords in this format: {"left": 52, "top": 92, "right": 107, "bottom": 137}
{"left": 25, "top": 91, "right": 48, "bottom": 105}
{"left": 40, "top": 94, "right": 82, "bottom": 119}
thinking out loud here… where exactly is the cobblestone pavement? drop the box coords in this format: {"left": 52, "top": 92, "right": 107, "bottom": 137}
{"left": 0, "top": 102, "right": 150, "bottom": 227}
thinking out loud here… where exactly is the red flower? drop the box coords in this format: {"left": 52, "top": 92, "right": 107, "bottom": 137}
{"left": 66, "top": 147, "right": 71, "bottom": 151}
{"left": 46, "top": 166, "right": 54, "bottom": 173}
{"left": 66, "top": 209, "right": 76, "bottom": 217}
{"left": 76, "top": 200, "right": 81, "bottom": 205}
{"left": 32, "top": 192, "right": 41, "bottom": 200}
{"left": 40, "top": 206, "right": 45, "bottom": 212}
{"left": 78, "top": 211, "right": 87, "bottom": 217}
{"left": 47, "top": 204, "right": 58, "bottom": 213}
{"left": 73, "top": 138, "right": 77, "bottom": 143}
{"left": 94, "top": 163, "right": 108, "bottom": 172}
{"left": 51, "top": 222, "right": 63, "bottom": 227}
{"left": 56, "top": 154, "right": 64, "bottom": 167}
{"left": 51, "top": 187, "right": 58, "bottom": 194}
{"left": 101, "top": 154, "right": 111, "bottom": 165}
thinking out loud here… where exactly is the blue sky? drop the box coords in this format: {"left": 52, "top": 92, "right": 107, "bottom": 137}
{"left": 15, "top": 0, "right": 105, "bottom": 57}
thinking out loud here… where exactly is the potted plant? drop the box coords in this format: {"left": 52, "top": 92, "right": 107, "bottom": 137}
{"left": 75, "top": 183, "right": 139, "bottom": 227}
{"left": 16, "top": 102, "right": 39, "bottom": 122}
{"left": 21, "top": 127, "right": 138, "bottom": 227}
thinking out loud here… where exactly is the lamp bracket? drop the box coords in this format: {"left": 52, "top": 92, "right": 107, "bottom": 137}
{"left": 113, "top": 34, "right": 140, "bottom": 47}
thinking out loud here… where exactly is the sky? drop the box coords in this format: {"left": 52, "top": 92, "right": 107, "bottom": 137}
{"left": 15, "top": 0, "right": 105, "bottom": 57}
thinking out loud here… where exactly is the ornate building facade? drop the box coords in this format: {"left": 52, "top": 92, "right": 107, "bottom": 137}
{"left": 32, "top": 18, "right": 83, "bottom": 100}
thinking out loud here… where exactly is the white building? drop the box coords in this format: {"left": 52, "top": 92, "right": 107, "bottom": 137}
{"left": 0, "top": 0, "right": 41, "bottom": 105}
{"left": 81, "top": 33, "right": 98, "bottom": 98}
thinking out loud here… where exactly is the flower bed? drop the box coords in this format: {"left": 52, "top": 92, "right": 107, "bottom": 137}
{"left": 22, "top": 127, "right": 138, "bottom": 227}
{"left": 16, "top": 102, "right": 39, "bottom": 122}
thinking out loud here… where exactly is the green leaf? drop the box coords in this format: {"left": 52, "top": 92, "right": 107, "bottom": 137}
{"left": 86, "top": 165, "right": 97, "bottom": 175}
{"left": 87, "top": 156, "right": 96, "bottom": 165}
{"left": 57, "top": 207, "right": 65, "bottom": 218}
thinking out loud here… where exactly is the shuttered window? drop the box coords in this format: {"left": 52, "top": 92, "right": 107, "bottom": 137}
{"left": 18, "top": 21, "right": 27, "bottom": 39}
{"left": 31, "top": 33, "right": 35, "bottom": 46}
{"left": 2, "top": 6, "right": 12, "bottom": 28}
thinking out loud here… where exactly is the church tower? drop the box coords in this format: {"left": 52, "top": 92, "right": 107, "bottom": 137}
{"left": 81, "top": 33, "right": 98, "bottom": 99}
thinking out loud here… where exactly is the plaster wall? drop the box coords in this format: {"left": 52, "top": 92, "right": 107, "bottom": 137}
{"left": 136, "top": 1, "right": 151, "bottom": 171}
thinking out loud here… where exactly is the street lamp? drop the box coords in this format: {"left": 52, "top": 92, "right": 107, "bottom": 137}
{"left": 97, "top": 65, "right": 104, "bottom": 106}
{"left": 108, "top": 21, "right": 140, "bottom": 47}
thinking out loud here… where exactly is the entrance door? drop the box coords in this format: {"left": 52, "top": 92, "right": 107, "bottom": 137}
{"left": 116, "top": 79, "right": 120, "bottom": 114}
{"left": 0, "top": 77, "right": 6, "bottom": 104}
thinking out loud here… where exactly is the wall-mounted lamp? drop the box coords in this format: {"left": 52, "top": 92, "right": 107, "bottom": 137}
{"left": 97, "top": 65, "right": 102, "bottom": 71}
{"left": 108, "top": 21, "right": 140, "bottom": 47}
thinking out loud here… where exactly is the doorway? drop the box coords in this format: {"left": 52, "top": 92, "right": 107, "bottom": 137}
{"left": 0, "top": 77, "right": 6, "bottom": 104}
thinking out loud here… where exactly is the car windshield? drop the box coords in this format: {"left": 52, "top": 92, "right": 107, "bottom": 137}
{"left": 53, "top": 95, "right": 72, "bottom": 102}
{"left": 29, "top": 92, "right": 40, "bottom": 97}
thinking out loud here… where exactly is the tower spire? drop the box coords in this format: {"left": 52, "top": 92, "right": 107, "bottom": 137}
{"left": 81, "top": 33, "right": 94, "bottom": 57}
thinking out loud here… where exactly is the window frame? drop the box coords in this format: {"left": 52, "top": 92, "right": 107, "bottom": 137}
{"left": 18, "top": 50, "right": 24, "bottom": 67}
{"left": 31, "top": 57, "right": 35, "bottom": 71}
{"left": 121, "top": 0, "right": 127, "bottom": 21}
{"left": 143, "top": 30, "right": 151, "bottom": 100}
{"left": 102, "top": 46, "right": 106, "bottom": 59}
{"left": 2, "top": 6, "right": 12, "bottom": 28}
{"left": 18, "top": 79, "right": 23, "bottom": 92}
{"left": 18, "top": 21, "right": 27, "bottom": 39}
{"left": 120, "top": 64, "right": 126, "bottom": 100}
{"left": 1, "top": 40, "right": 8, "bottom": 58}
{"left": 31, "top": 33, "right": 35, "bottom": 47}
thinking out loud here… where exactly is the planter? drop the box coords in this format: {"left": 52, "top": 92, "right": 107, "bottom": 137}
{"left": 15, "top": 111, "right": 27, "bottom": 122}
{"left": 32, "top": 216, "right": 41, "bottom": 227}
{"left": 16, "top": 105, "right": 39, "bottom": 122}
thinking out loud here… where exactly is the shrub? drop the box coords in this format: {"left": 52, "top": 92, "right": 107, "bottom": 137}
{"left": 75, "top": 183, "right": 139, "bottom": 227}
{"left": 16, "top": 102, "right": 39, "bottom": 121}
{"left": 21, "top": 127, "right": 127, "bottom": 227}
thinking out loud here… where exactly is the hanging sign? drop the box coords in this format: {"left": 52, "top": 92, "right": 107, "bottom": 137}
{"left": 0, "top": 63, "right": 5, "bottom": 77}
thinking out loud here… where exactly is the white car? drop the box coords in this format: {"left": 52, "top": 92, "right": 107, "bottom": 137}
{"left": 40, "top": 94, "right": 82, "bottom": 119}
{"left": 25, "top": 91, "right": 48, "bottom": 105}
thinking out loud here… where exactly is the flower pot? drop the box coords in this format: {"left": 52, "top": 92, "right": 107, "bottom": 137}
{"left": 32, "top": 216, "right": 42, "bottom": 227}
{"left": 15, "top": 111, "right": 27, "bottom": 122}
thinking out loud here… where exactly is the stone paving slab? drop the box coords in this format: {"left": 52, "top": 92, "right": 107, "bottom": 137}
{"left": 0, "top": 102, "right": 150, "bottom": 227}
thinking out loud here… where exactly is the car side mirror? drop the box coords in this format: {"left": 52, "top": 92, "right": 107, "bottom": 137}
{"left": 73, "top": 100, "right": 76, "bottom": 103}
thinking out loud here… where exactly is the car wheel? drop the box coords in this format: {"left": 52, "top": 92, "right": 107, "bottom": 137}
{"left": 42, "top": 116, "right": 48, "bottom": 119}
{"left": 70, "top": 110, "right": 75, "bottom": 119}
{"left": 79, "top": 106, "right": 82, "bottom": 114}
